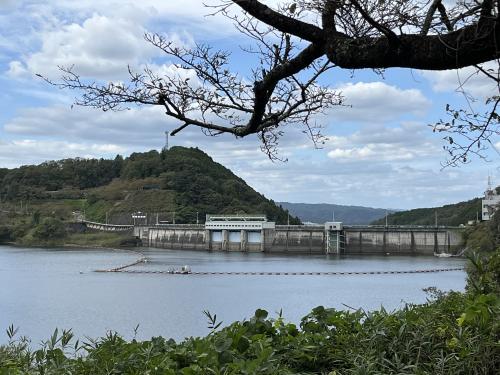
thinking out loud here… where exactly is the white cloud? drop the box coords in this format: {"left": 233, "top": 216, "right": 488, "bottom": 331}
{"left": 0, "top": 139, "right": 126, "bottom": 167}
{"left": 4, "top": 105, "right": 174, "bottom": 146}
{"left": 233, "top": 151, "right": 490, "bottom": 209}
{"left": 8, "top": 14, "right": 163, "bottom": 80}
{"left": 324, "top": 122, "right": 439, "bottom": 163}
{"left": 327, "top": 144, "right": 415, "bottom": 161}
{"left": 6, "top": 61, "right": 27, "bottom": 78}
{"left": 1, "top": 101, "right": 495, "bottom": 209}
{"left": 4, "top": 7, "right": 195, "bottom": 81}
{"left": 350, "top": 122, "right": 427, "bottom": 145}
{"left": 421, "top": 61, "right": 499, "bottom": 99}
{"left": 0, "top": 0, "right": 16, "bottom": 11}
{"left": 327, "top": 81, "right": 430, "bottom": 123}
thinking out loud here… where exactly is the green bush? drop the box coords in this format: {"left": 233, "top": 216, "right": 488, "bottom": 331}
{"left": 32, "top": 218, "right": 67, "bottom": 240}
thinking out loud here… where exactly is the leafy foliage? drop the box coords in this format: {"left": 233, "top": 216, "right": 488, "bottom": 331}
{"left": 0, "top": 157, "right": 123, "bottom": 200}
{"left": 32, "top": 218, "right": 67, "bottom": 240}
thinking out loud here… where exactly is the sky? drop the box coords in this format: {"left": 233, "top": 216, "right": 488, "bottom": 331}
{"left": 0, "top": 0, "right": 499, "bottom": 210}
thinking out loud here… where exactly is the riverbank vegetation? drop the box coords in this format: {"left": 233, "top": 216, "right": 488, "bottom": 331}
{"left": 1, "top": 225, "right": 499, "bottom": 374}
{"left": 0, "top": 214, "right": 133, "bottom": 248}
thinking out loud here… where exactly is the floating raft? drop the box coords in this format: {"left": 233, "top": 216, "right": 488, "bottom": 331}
{"left": 96, "top": 267, "right": 464, "bottom": 276}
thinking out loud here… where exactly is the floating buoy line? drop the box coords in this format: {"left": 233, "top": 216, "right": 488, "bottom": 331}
{"left": 90, "top": 249, "right": 464, "bottom": 276}
{"left": 92, "top": 248, "right": 147, "bottom": 273}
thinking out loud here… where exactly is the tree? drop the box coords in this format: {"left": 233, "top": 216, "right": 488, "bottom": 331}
{"left": 33, "top": 217, "right": 67, "bottom": 240}
{"left": 43, "top": 0, "right": 500, "bottom": 162}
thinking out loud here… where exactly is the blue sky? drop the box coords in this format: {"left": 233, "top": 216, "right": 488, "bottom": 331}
{"left": 0, "top": 0, "right": 499, "bottom": 209}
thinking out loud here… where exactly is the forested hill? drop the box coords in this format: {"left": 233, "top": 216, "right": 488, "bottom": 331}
{"left": 371, "top": 197, "right": 482, "bottom": 226}
{"left": 0, "top": 147, "right": 300, "bottom": 225}
{"left": 278, "top": 202, "right": 398, "bottom": 225}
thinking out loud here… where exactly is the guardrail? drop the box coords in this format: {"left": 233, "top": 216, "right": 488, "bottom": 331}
{"left": 83, "top": 220, "right": 133, "bottom": 228}
{"left": 344, "top": 225, "right": 464, "bottom": 230}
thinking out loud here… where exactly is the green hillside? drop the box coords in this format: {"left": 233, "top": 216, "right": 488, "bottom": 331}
{"left": 0, "top": 147, "right": 300, "bottom": 229}
{"left": 371, "top": 197, "right": 483, "bottom": 226}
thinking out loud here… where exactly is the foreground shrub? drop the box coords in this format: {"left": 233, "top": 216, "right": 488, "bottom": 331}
{"left": 1, "top": 286, "right": 498, "bottom": 374}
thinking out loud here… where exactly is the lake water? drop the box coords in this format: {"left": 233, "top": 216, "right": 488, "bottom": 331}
{"left": 0, "top": 245, "right": 466, "bottom": 345}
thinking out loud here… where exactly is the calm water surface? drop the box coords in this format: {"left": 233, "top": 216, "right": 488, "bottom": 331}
{"left": 0, "top": 245, "right": 466, "bottom": 344}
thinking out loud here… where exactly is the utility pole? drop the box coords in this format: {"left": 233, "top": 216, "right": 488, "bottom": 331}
{"left": 385, "top": 210, "right": 388, "bottom": 227}
{"left": 332, "top": 210, "right": 335, "bottom": 222}
{"left": 172, "top": 211, "right": 176, "bottom": 225}
{"left": 287, "top": 212, "right": 290, "bottom": 226}
{"left": 196, "top": 211, "right": 199, "bottom": 225}
{"left": 435, "top": 210, "right": 438, "bottom": 228}
{"left": 105, "top": 211, "right": 108, "bottom": 224}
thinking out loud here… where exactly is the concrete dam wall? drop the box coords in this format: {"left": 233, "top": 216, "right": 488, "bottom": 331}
{"left": 344, "top": 228, "right": 464, "bottom": 255}
{"left": 136, "top": 225, "right": 207, "bottom": 251}
{"left": 265, "top": 226, "right": 326, "bottom": 254}
{"left": 132, "top": 224, "right": 464, "bottom": 255}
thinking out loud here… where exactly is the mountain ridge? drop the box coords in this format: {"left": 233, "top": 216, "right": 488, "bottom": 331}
{"left": 278, "top": 202, "right": 399, "bottom": 225}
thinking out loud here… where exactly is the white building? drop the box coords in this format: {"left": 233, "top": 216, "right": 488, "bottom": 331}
{"left": 204, "top": 214, "right": 275, "bottom": 230}
{"left": 204, "top": 214, "right": 275, "bottom": 244}
{"left": 482, "top": 180, "right": 500, "bottom": 221}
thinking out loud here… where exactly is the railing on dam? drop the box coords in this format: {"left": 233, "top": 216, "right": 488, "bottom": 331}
{"left": 82, "top": 221, "right": 133, "bottom": 231}
{"left": 136, "top": 224, "right": 205, "bottom": 229}
{"left": 344, "top": 225, "right": 464, "bottom": 231}
{"left": 276, "top": 225, "right": 324, "bottom": 230}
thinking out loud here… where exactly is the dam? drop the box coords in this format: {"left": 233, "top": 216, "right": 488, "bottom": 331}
{"left": 122, "top": 215, "right": 465, "bottom": 255}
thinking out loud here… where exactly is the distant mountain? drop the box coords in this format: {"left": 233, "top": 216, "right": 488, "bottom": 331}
{"left": 278, "top": 202, "right": 398, "bottom": 225}
{"left": 371, "top": 197, "right": 483, "bottom": 226}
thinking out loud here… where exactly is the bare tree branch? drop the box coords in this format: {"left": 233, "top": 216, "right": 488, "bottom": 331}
{"left": 39, "top": 0, "right": 500, "bottom": 163}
